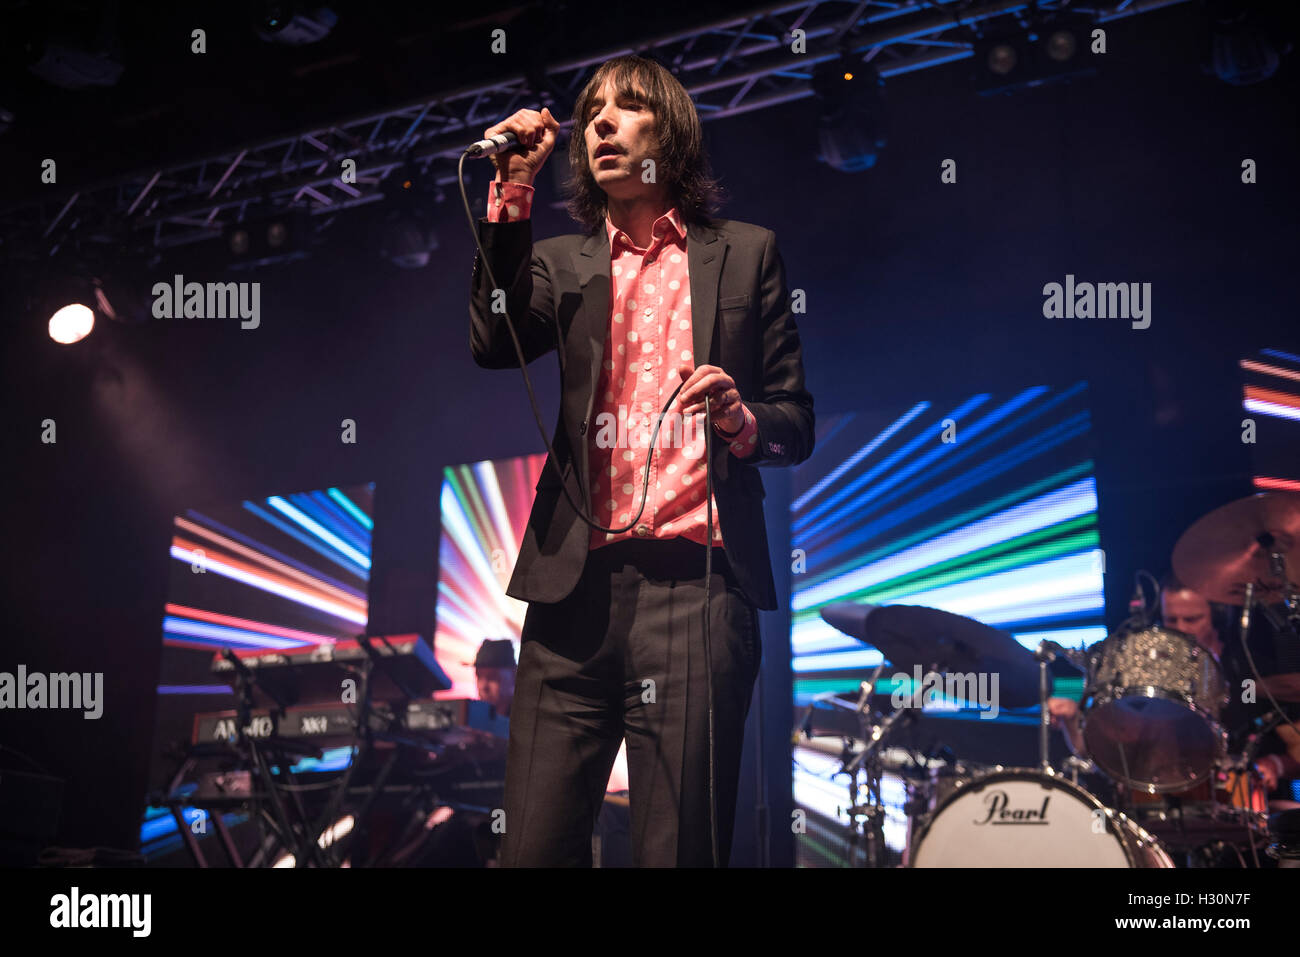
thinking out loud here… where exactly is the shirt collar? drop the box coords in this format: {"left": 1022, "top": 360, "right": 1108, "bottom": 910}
{"left": 605, "top": 205, "right": 686, "bottom": 252}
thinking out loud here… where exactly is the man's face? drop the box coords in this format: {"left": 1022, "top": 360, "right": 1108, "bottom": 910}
{"left": 583, "top": 75, "right": 659, "bottom": 203}
{"left": 476, "top": 667, "right": 516, "bottom": 713}
{"left": 1161, "top": 588, "right": 1216, "bottom": 647}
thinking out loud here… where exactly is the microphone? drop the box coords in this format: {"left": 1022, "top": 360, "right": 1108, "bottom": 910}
{"left": 1128, "top": 576, "right": 1149, "bottom": 628}
{"left": 465, "top": 131, "right": 519, "bottom": 158}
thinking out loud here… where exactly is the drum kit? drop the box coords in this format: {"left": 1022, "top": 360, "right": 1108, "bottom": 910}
{"left": 798, "top": 491, "right": 1300, "bottom": 868}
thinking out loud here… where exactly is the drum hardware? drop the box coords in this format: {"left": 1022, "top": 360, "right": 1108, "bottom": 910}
{"left": 800, "top": 667, "right": 895, "bottom": 868}
{"left": 1267, "top": 808, "right": 1300, "bottom": 867}
{"left": 1243, "top": 707, "right": 1300, "bottom": 772}
{"left": 792, "top": 678, "right": 918, "bottom": 868}
{"left": 1061, "top": 753, "right": 1097, "bottom": 785}
{"left": 842, "top": 670, "right": 921, "bottom": 869}
{"left": 1121, "top": 761, "right": 1268, "bottom": 867}
{"left": 1036, "top": 643, "right": 1053, "bottom": 773}
{"left": 1035, "top": 639, "right": 1090, "bottom": 774}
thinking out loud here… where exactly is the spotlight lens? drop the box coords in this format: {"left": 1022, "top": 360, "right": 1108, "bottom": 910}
{"left": 230, "top": 228, "right": 250, "bottom": 255}
{"left": 1046, "top": 30, "right": 1076, "bottom": 62}
{"left": 267, "top": 222, "right": 288, "bottom": 248}
{"left": 843, "top": 72, "right": 853, "bottom": 81}
{"left": 49, "top": 303, "right": 94, "bottom": 344}
{"left": 988, "top": 44, "right": 1017, "bottom": 75}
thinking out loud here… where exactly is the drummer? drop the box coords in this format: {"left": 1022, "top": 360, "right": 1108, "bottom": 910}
{"left": 1048, "top": 574, "right": 1300, "bottom": 793}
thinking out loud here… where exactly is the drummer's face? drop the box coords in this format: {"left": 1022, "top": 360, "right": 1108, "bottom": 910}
{"left": 1160, "top": 589, "right": 1216, "bottom": 646}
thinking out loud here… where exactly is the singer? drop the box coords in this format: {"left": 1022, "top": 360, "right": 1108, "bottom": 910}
{"left": 468, "top": 54, "right": 814, "bottom": 866}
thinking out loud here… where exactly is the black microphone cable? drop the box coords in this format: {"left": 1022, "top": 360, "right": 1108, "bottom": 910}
{"left": 458, "top": 149, "right": 723, "bottom": 867}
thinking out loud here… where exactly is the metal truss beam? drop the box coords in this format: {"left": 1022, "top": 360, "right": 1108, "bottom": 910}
{"left": 1, "top": 0, "right": 1189, "bottom": 257}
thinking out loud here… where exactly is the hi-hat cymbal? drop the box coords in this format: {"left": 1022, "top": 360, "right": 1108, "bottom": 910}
{"left": 1171, "top": 492, "right": 1300, "bottom": 606}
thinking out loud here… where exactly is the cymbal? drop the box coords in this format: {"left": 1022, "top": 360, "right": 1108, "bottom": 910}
{"left": 1261, "top": 673, "right": 1300, "bottom": 704}
{"left": 1171, "top": 491, "right": 1300, "bottom": 605}
{"left": 820, "top": 602, "right": 1039, "bottom": 708}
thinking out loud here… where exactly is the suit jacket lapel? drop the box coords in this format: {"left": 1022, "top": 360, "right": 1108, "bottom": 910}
{"left": 573, "top": 228, "right": 610, "bottom": 504}
{"left": 688, "top": 220, "right": 730, "bottom": 483}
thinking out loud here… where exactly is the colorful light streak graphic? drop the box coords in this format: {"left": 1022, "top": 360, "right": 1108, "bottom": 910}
{"left": 791, "top": 385, "right": 1104, "bottom": 706}
{"left": 162, "top": 485, "right": 374, "bottom": 651}
{"left": 436, "top": 453, "right": 630, "bottom": 791}
{"left": 789, "top": 384, "right": 1105, "bottom": 866}
{"left": 435, "top": 454, "right": 545, "bottom": 700}
{"left": 1240, "top": 349, "right": 1300, "bottom": 490}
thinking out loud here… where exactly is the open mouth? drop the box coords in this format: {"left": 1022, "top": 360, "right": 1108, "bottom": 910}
{"left": 595, "top": 144, "right": 622, "bottom": 159}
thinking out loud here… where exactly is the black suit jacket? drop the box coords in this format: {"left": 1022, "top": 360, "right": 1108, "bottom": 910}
{"left": 469, "top": 213, "right": 814, "bottom": 611}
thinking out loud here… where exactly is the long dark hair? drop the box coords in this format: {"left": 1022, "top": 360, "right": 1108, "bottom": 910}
{"left": 562, "top": 54, "right": 725, "bottom": 233}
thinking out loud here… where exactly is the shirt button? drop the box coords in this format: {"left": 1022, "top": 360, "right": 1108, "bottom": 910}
{"left": 644, "top": 308, "right": 652, "bottom": 317}
{"left": 635, "top": 524, "right": 650, "bottom": 537}
{"left": 643, "top": 361, "right": 652, "bottom": 371}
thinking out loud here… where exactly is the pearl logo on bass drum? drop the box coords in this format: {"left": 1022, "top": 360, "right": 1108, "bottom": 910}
{"left": 909, "top": 769, "right": 1173, "bottom": 867}
{"left": 975, "top": 790, "right": 1050, "bottom": 825}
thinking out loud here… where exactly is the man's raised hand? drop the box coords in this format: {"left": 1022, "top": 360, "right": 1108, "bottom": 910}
{"left": 485, "top": 107, "right": 561, "bottom": 186}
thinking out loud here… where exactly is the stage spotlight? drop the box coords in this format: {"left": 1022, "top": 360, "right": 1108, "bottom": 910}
{"left": 974, "top": 15, "right": 1096, "bottom": 95}
{"left": 222, "top": 209, "right": 311, "bottom": 269}
{"left": 49, "top": 303, "right": 94, "bottom": 344}
{"left": 374, "top": 163, "right": 440, "bottom": 268}
{"left": 266, "top": 221, "right": 289, "bottom": 248}
{"left": 41, "top": 254, "right": 158, "bottom": 334}
{"left": 812, "top": 57, "right": 888, "bottom": 173}
{"left": 1044, "top": 29, "right": 1078, "bottom": 63}
{"left": 987, "top": 43, "right": 1019, "bottom": 75}
{"left": 255, "top": 3, "right": 338, "bottom": 46}
{"left": 378, "top": 211, "right": 439, "bottom": 269}
{"left": 1208, "top": 0, "right": 1286, "bottom": 86}
{"left": 14, "top": 3, "right": 125, "bottom": 90}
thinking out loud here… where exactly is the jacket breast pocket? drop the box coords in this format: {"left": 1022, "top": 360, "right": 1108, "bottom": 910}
{"left": 719, "top": 294, "right": 751, "bottom": 312}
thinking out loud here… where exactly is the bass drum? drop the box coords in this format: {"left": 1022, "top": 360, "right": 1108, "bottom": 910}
{"left": 909, "top": 768, "right": 1173, "bottom": 868}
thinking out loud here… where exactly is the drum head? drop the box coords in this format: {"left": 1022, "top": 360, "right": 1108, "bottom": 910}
{"left": 910, "top": 769, "right": 1146, "bottom": 868}
{"left": 1085, "top": 694, "right": 1222, "bottom": 791}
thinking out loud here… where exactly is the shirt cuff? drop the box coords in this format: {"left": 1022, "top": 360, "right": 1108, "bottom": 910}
{"left": 717, "top": 403, "right": 758, "bottom": 459}
{"left": 486, "top": 180, "right": 535, "bottom": 222}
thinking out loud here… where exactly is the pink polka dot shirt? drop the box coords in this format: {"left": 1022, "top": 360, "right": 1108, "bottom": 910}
{"left": 488, "top": 178, "right": 759, "bottom": 551}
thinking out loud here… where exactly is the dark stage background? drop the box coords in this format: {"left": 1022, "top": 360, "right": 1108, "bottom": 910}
{"left": 2, "top": 1, "right": 1297, "bottom": 862}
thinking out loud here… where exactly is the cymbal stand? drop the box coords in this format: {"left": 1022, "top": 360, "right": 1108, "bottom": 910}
{"left": 842, "top": 668, "right": 917, "bottom": 867}
{"left": 1035, "top": 639, "right": 1092, "bottom": 775}
{"left": 1035, "top": 642, "right": 1056, "bottom": 773}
